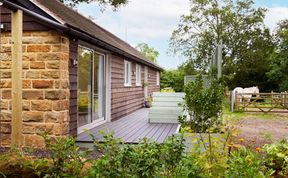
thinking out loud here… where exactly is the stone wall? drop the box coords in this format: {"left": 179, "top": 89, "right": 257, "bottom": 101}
{"left": 0, "top": 30, "right": 70, "bottom": 147}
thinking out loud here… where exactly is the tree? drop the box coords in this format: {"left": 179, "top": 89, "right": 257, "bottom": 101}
{"left": 60, "top": 0, "right": 128, "bottom": 9}
{"left": 267, "top": 20, "right": 288, "bottom": 91}
{"left": 136, "top": 43, "right": 159, "bottom": 63}
{"left": 160, "top": 61, "right": 197, "bottom": 92}
{"left": 170, "top": 0, "right": 275, "bottom": 91}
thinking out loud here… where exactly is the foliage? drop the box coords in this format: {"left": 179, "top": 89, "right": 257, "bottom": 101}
{"left": 160, "top": 61, "right": 197, "bottom": 92}
{"left": 267, "top": 20, "right": 288, "bottom": 91}
{"left": 39, "top": 134, "right": 90, "bottom": 178}
{"left": 160, "top": 87, "right": 175, "bottom": 92}
{"left": 180, "top": 75, "right": 225, "bottom": 132}
{"left": 160, "top": 69, "right": 185, "bottom": 92}
{"left": 225, "top": 147, "right": 266, "bottom": 178}
{"left": 187, "top": 125, "right": 237, "bottom": 177}
{"left": 136, "top": 43, "right": 160, "bottom": 63}
{"left": 60, "top": 0, "right": 128, "bottom": 9}
{"left": 170, "top": 0, "right": 275, "bottom": 91}
{"left": 0, "top": 149, "right": 47, "bottom": 177}
{"left": 87, "top": 133, "right": 186, "bottom": 178}
{"left": 1, "top": 133, "right": 288, "bottom": 177}
{"left": 263, "top": 138, "right": 288, "bottom": 176}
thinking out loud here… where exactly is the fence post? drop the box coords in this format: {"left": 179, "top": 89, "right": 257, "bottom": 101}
{"left": 230, "top": 91, "right": 234, "bottom": 112}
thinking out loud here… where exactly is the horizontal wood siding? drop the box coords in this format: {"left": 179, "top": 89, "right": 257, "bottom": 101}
{"left": 111, "top": 54, "right": 160, "bottom": 120}
{"left": 0, "top": 7, "right": 50, "bottom": 31}
{"left": 148, "top": 68, "right": 160, "bottom": 97}
{"left": 69, "top": 39, "right": 78, "bottom": 136}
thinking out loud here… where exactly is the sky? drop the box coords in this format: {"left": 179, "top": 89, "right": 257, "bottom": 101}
{"left": 76, "top": 0, "right": 288, "bottom": 70}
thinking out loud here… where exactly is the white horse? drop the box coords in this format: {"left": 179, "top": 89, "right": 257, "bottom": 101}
{"left": 232, "top": 87, "right": 244, "bottom": 104}
{"left": 232, "top": 86, "right": 259, "bottom": 105}
{"left": 243, "top": 86, "right": 260, "bottom": 102}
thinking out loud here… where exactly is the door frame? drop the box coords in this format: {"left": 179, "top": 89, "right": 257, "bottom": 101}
{"left": 77, "top": 42, "right": 111, "bottom": 134}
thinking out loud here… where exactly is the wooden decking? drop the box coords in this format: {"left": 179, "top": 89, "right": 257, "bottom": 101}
{"left": 77, "top": 108, "right": 179, "bottom": 143}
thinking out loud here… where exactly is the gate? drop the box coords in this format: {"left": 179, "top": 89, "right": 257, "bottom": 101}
{"left": 232, "top": 92, "right": 288, "bottom": 113}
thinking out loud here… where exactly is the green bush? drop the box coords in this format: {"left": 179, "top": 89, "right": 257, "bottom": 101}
{"left": 87, "top": 133, "right": 186, "bottom": 178}
{"left": 263, "top": 138, "right": 288, "bottom": 177}
{"left": 180, "top": 75, "right": 225, "bottom": 133}
{"left": 225, "top": 147, "right": 266, "bottom": 178}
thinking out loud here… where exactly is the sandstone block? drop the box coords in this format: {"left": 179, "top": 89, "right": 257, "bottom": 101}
{"left": 31, "top": 100, "right": 52, "bottom": 111}
{"left": 37, "top": 53, "right": 62, "bottom": 61}
{"left": 30, "top": 61, "right": 45, "bottom": 69}
{"left": 0, "top": 71, "right": 11, "bottom": 79}
{"left": 22, "top": 80, "right": 31, "bottom": 89}
{"left": 23, "top": 53, "right": 36, "bottom": 61}
{"left": 46, "top": 61, "right": 60, "bottom": 69}
{"left": 0, "top": 100, "right": 9, "bottom": 110}
{"left": 22, "top": 61, "right": 30, "bottom": 69}
{"left": 32, "top": 80, "right": 53, "bottom": 89}
{"left": 2, "top": 90, "right": 11, "bottom": 99}
{"left": 27, "top": 45, "right": 50, "bottom": 52}
{"left": 0, "top": 61, "right": 11, "bottom": 69}
{"left": 23, "top": 134, "right": 45, "bottom": 148}
{"left": 23, "top": 111, "right": 43, "bottom": 122}
{"left": 22, "top": 100, "right": 30, "bottom": 111}
{"left": 41, "top": 71, "right": 60, "bottom": 79}
{"left": 26, "top": 71, "right": 40, "bottom": 79}
{"left": 0, "top": 80, "right": 12, "bottom": 88}
{"left": 0, "top": 123, "right": 11, "bottom": 133}
{"left": 23, "top": 90, "right": 44, "bottom": 100}
{"left": 52, "top": 100, "right": 69, "bottom": 111}
{"left": 0, "top": 111, "right": 12, "bottom": 121}
{"left": 45, "top": 90, "right": 65, "bottom": 100}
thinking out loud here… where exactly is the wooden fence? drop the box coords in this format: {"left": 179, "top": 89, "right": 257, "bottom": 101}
{"left": 231, "top": 92, "right": 288, "bottom": 113}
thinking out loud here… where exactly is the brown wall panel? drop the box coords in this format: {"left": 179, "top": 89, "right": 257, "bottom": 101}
{"left": 69, "top": 39, "right": 78, "bottom": 136}
{"left": 0, "top": 7, "right": 51, "bottom": 31}
{"left": 110, "top": 54, "right": 160, "bottom": 121}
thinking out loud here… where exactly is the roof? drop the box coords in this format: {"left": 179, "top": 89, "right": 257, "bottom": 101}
{"left": 29, "top": 0, "right": 162, "bottom": 70}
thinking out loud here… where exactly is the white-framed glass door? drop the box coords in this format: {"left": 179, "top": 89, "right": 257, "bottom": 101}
{"left": 78, "top": 46, "right": 105, "bottom": 127}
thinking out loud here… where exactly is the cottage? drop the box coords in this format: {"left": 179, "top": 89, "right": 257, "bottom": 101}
{"left": 0, "top": 0, "right": 162, "bottom": 147}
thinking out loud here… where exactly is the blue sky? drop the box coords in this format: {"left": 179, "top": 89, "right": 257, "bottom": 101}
{"left": 76, "top": 0, "right": 288, "bottom": 70}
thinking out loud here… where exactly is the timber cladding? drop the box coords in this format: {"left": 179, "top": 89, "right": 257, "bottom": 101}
{"left": 111, "top": 54, "right": 160, "bottom": 120}
{"left": 0, "top": 30, "right": 70, "bottom": 147}
{"left": 0, "top": 7, "right": 50, "bottom": 31}
{"left": 68, "top": 39, "right": 78, "bottom": 136}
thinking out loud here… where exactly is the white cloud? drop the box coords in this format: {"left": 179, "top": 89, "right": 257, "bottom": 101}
{"left": 265, "top": 7, "right": 288, "bottom": 31}
{"left": 91, "top": 0, "right": 190, "bottom": 42}
{"left": 77, "top": 2, "right": 288, "bottom": 69}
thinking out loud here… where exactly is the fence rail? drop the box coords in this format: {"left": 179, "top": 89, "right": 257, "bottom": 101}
{"left": 232, "top": 92, "right": 288, "bottom": 113}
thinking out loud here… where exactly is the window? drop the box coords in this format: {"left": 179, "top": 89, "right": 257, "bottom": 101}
{"left": 124, "top": 60, "right": 131, "bottom": 86}
{"left": 136, "top": 64, "right": 141, "bottom": 86}
{"left": 156, "top": 71, "right": 160, "bottom": 86}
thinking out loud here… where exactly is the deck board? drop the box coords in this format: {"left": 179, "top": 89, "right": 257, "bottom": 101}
{"left": 77, "top": 108, "right": 179, "bottom": 143}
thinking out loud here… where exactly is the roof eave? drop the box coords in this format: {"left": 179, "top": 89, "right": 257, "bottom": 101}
{"left": 1, "top": 0, "right": 163, "bottom": 71}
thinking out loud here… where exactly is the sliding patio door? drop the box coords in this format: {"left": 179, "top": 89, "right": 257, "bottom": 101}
{"left": 78, "top": 46, "right": 105, "bottom": 127}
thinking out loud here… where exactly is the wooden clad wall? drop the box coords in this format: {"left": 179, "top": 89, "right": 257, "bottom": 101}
{"left": 148, "top": 68, "right": 160, "bottom": 96}
{"left": 68, "top": 39, "right": 78, "bottom": 136}
{"left": 0, "top": 7, "right": 50, "bottom": 31}
{"left": 111, "top": 54, "right": 160, "bottom": 120}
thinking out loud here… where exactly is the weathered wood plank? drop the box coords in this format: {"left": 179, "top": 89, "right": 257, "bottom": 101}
{"left": 11, "top": 10, "right": 23, "bottom": 147}
{"left": 77, "top": 109, "right": 179, "bottom": 143}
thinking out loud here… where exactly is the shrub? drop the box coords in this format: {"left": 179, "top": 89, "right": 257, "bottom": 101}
{"left": 39, "top": 134, "right": 90, "bottom": 178}
{"left": 263, "top": 138, "right": 288, "bottom": 177}
{"left": 87, "top": 133, "right": 186, "bottom": 178}
{"left": 179, "top": 75, "right": 225, "bottom": 133}
{"left": 225, "top": 147, "right": 266, "bottom": 178}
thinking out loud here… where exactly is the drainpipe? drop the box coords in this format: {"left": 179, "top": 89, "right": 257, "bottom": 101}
{"left": 0, "top": 0, "right": 163, "bottom": 71}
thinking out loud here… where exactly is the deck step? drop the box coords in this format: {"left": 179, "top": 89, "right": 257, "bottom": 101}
{"left": 149, "top": 92, "right": 185, "bottom": 124}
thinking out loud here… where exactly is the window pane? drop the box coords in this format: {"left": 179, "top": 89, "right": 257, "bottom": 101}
{"left": 78, "top": 47, "right": 92, "bottom": 127}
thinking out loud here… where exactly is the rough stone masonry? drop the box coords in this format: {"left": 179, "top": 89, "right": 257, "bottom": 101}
{"left": 0, "top": 30, "right": 70, "bottom": 147}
